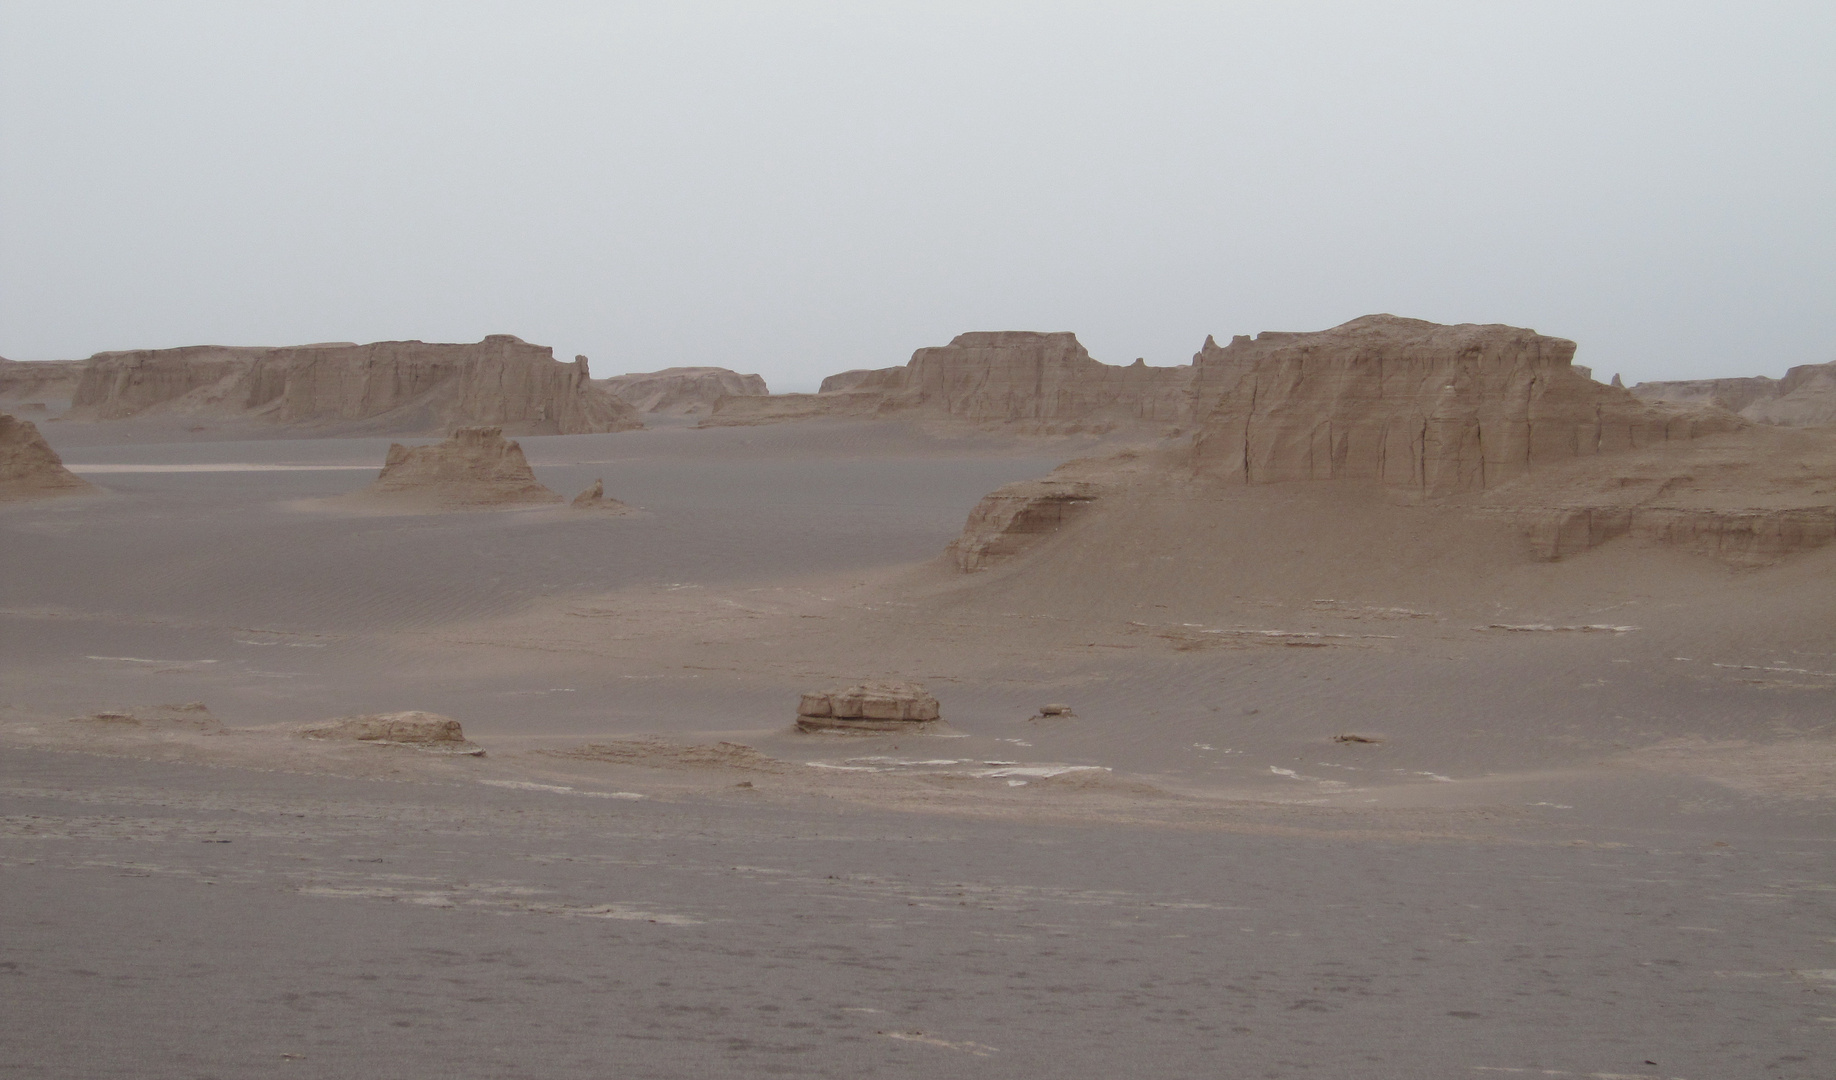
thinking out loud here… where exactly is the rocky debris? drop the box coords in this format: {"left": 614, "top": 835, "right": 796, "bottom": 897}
{"left": 949, "top": 477, "right": 1101, "bottom": 571}
{"left": 1189, "top": 315, "right": 1741, "bottom": 495}
{"left": 1633, "top": 360, "right": 1836, "bottom": 428}
{"left": 69, "top": 703, "right": 221, "bottom": 732}
{"left": 796, "top": 681, "right": 941, "bottom": 732}
{"left": 1332, "top": 733, "right": 1381, "bottom": 744}
{"left": 545, "top": 739, "right": 785, "bottom": 771}
{"left": 65, "top": 336, "right": 642, "bottom": 435}
{"left": 0, "top": 357, "right": 85, "bottom": 402}
{"left": 0, "top": 412, "right": 99, "bottom": 501}
{"left": 301, "top": 710, "right": 482, "bottom": 753}
{"left": 1482, "top": 426, "right": 1836, "bottom": 563}
{"left": 707, "top": 331, "right": 1194, "bottom": 431}
{"left": 600, "top": 366, "right": 767, "bottom": 415}
{"left": 358, "top": 426, "right": 562, "bottom": 509}
{"left": 570, "top": 478, "right": 634, "bottom": 513}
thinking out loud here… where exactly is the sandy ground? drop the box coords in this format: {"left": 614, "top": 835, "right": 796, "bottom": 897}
{"left": 3, "top": 417, "right": 1833, "bottom": 1078}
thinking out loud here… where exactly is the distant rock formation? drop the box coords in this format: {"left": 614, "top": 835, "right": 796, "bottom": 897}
{"left": 0, "top": 413, "right": 98, "bottom": 501}
{"left": 65, "top": 336, "right": 643, "bottom": 435}
{"left": 301, "top": 711, "right": 483, "bottom": 754}
{"left": 601, "top": 366, "right": 767, "bottom": 415}
{"left": 796, "top": 682, "right": 941, "bottom": 732}
{"left": 356, "top": 426, "right": 562, "bottom": 509}
{"left": 707, "top": 331, "right": 1194, "bottom": 432}
{"left": 0, "top": 357, "right": 86, "bottom": 403}
{"left": 1634, "top": 360, "right": 1836, "bottom": 429}
{"left": 570, "top": 478, "right": 634, "bottom": 514}
{"left": 1189, "top": 315, "right": 1741, "bottom": 495}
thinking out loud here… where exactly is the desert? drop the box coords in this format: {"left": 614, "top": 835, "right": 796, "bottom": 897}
{"left": 3, "top": 312, "right": 1833, "bottom": 1079}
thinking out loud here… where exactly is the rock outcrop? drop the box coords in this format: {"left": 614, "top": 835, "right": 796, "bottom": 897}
{"left": 301, "top": 711, "right": 483, "bottom": 753}
{"left": 1189, "top": 315, "right": 1741, "bottom": 495}
{"left": 601, "top": 366, "right": 767, "bottom": 415}
{"left": 356, "top": 426, "right": 562, "bottom": 509}
{"left": 0, "top": 357, "right": 85, "bottom": 403}
{"left": 1632, "top": 361, "right": 1836, "bottom": 428}
{"left": 0, "top": 413, "right": 98, "bottom": 501}
{"left": 949, "top": 477, "right": 1102, "bottom": 570}
{"left": 707, "top": 332, "right": 1194, "bottom": 432}
{"left": 570, "top": 478, "right": 634, "bottom": 514}
{"left": 65, "top": 336, "right": 642, "bottom": 435}
{"left": 796, "top": 681, "right": 941, "bottom": 732}
{"left": 1483, "top": 426, "right": 1836, "bottom": 563}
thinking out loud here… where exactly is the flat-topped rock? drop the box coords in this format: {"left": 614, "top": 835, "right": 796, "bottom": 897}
{"left": 0, "top": 412, "right": 98, "bottom": 501}
{"left": 301, "top": 710, "right": 483, "bottom": 753}
{"left": 796, "top": 681, "right": 941, "bottom": 732}
{"left": 65, "top": 336, "right": 642, "bottom": 435}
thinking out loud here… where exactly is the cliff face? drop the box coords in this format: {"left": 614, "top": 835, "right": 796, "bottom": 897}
{"left": 0, "top": 413, "right": 98, "bottom": 501}
{"left": 1632, "top": 360, "right": 1836, "bottom": 428}
{"left": 1189, "top": 315, "right": 1741, "bottom": 496}
{"left": 67, "top": 337, "right": 642, "bottom": 435}
{"left": 708, "top": 331, "right": 1193, "bottom": 431}
{"left": 601, "top": 366, "right": 768, "bottom": 415}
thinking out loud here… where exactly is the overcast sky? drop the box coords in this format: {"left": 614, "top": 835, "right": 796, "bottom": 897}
{"left": 2, "top": 3, "right": 1830, "bottom": 390}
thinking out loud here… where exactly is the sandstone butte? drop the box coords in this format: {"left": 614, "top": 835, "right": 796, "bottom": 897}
{"left": 0, "top": 412, "right": 98, "bottom": 502}
{"left": 0, "top": 357, "right": 86, "bottom": 405}
{"left": 600, "top": 366, "right": 768, "bottom": 416}
{"left": 354, "top": 426, "right": 562, "bottom": 510}
{"left": 705, "top": 331, "right": 1193, "bottom": 432}
{"left": 948, "top": 315, "right": 1835, "bottom": 569}
{"left": 1633, "top": 359, "right": 1836, "bottom": 429}
{"left": 63, "top": 336, "right": 642, "bottom": 435}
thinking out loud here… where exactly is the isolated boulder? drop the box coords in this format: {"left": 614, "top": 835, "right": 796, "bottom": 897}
{"left": 601, "top": 366, "right": 767, "bottom": 415}
{"left": 796, "top": 681, "right": 941, "bottom": 732}
{"left": 0, "top": 413, "right": 98, "bottom": 501}
{"left": 570, "top": 477, "right": 634, "bottom": 513}
{"left": 358, "top": 426, "right": 561, "bottom": 508}
{"left": 66, "top": 336, "right": 642, "bottom": 435}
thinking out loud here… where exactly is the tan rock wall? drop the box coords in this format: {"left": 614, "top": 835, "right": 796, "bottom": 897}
{"left": 0, "top": 413, "right": 98, "bottom": 501}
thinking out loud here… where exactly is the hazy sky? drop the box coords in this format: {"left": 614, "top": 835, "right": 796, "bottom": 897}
{"left": 2, "top": 3, "right": 1830, "bottom": 390}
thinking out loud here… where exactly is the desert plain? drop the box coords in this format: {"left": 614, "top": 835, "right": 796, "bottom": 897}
{"left": 2, "top": 323, "right": 1834, "bottom": 1079}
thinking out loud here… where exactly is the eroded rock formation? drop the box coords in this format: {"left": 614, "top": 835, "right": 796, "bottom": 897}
{"left": 66, "top": 336, "right": 642, "bottom": 435}
{"left": 357, "top": 426, "right": 561, "bottom": 509}
{"left": 601, "top": 366, "right": 768, "bottom": 415}
{"left": 0, "top": 413, "right": 98, "bottom": 501}
{"left": 1189, "top": 315, "right": 1741, "bottom": 495}
{"left": 301, "top": 711, "right": 482, "bottom": 753}
{"left": 796, "top": 682, "right": 941, "bottom": 732}
{"left": 570, "top": 478, "right": 634, "bottom": 514}
{"left": 0, "top": 357, "right": 85, "bottom": 403}
{"left": 707, "top": 332, "right": 1193, "bottom": 431}
{"left": 949, "top": 477, "right": 1103, "bottom": 570}
{"left": 1633, "top": 361, "right": 1836, "bottom": 428}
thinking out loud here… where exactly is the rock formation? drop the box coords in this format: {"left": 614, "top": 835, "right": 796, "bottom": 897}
{"left": 949, "top": 477, "right": 1102, "bottom": 570}
{"left": 0, "top": 357, "right": 85, "bottom": 403}
{"left": 707, "top": 332, "right": 1194, "bottom": 432}
{"left": 65, "top": 336, "right": 642, "bottom": 435}
{"left": 1188, "top": 315, "right": 1741, "bottom": 495}
{"left": 570, "top": 478, "right": 634, "bottom": 514}
{"left": 301, "top": 711, "right": 482, "bottom": 753}
{"left": 796, "top": 681, "right": 941, "bottom": 732}
{"left": 601, "top": 366, "right": 768, "bottom": 415}
{"left": 356, "top": 426, "right": 562, "bottom": 509}
{"left": 1633, "top": 361, "right": 1836, "bottom": 428}
{"left": 0, "top": 412, "right": 99, "bottom": 501}
{"left": 1483, "top": 426, "right": 1836, "bottom": 563}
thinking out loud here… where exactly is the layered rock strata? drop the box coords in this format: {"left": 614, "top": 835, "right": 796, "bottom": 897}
{"left": 796, "top": 682, "right": 941, "bottom": 732}
{"left": 302, "top": 711, "right": 482, "bottom": 753}
{"left": 358, "top": 426, "right": 562, "bottom": 509}
{"left": 601, "top": 366, "right": 767, "bottom": 415}
{"left": 949, "top": 478, "right": 1102, "bottom": 571}
{"left": 66, "top": 336, "right": 641, "bottom": 435}
{"left": 0, "top": 413, "right": 99, "bottom": 501}
{"left": 707, "top": 332, "right": 1193, "bottom": 431}
{"left": 1189, "top": 315, "right": 1741, "bottom": 496}
{"left": 1633, "top": 361, "right": 1836, "bottom": 428}
{"left": 0, "top": 357, "right": 85, "bottom": 403}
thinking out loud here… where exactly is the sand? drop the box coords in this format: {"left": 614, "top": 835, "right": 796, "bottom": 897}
{"left": 3, "top": 414, "right": 1832, "bottom": 1078}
